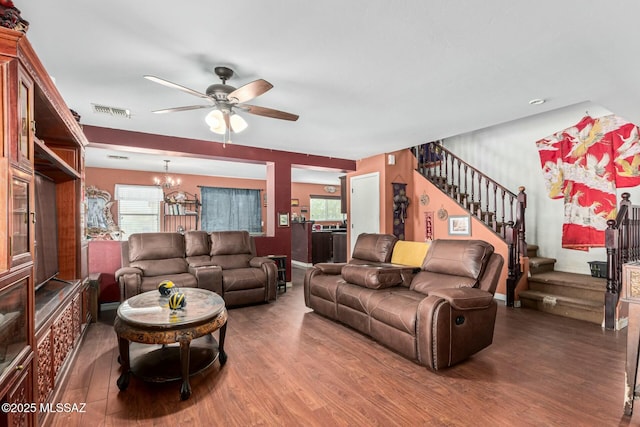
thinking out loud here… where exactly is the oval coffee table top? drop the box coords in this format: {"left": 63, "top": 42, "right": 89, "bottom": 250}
{"left": 117, "top": 288, "right": 225, "bottom": 329}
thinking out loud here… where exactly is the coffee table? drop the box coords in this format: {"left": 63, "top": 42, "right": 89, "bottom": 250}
{"left": 114, "top": 288, "right": 227, "bottom": 400}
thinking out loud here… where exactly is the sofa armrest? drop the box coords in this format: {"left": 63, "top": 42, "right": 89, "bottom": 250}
{"left": 189, "top": 264, "right": 223, "bottom": 295}
{"left": 188, "top": 260, "right": 216, "bottom": 268}
{"left": 249, "top": 257, "right": 277, "bottom": 300}
{"left": 250, "top": 256, "right": 275, "bottom": 268}
{"left": 428, "top": 287, "right": 495, "bottom": 310}
{"left": 416, "top": 291, "right": 497, "bottom": 370}
{"left": 115, "top": 267, "right": 143, "bottom": 301}
{"left": 115, "top": 266, "right": 142, "bottom": 281}
{"left": 314, "top": 262, "right": 346, "bottom": 275}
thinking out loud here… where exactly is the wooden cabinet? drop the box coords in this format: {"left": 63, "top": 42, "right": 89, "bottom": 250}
{"left": 0, "top": 27, "right": 89, "bottom": 426}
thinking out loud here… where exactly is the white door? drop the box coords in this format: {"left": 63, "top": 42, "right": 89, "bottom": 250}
{"left": 350, "top": 172, "right": 380, "bottom": 254}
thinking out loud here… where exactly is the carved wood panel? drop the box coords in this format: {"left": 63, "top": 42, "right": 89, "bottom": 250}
{"left": 52, "top": 305, "right": 73, "bottom": 378}
{"left": 7, "top": 365, "right": 32, "bottom": 427}
{"left": 36, "top": 330, "right": 53, "bottom": 405}
{"left": 72, "top": 295, "right": 80, "bottom": 340}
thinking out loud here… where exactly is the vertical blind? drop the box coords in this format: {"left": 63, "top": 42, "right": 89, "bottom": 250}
{"left": 200, "top": 187, "right": 262, "bottom": 233}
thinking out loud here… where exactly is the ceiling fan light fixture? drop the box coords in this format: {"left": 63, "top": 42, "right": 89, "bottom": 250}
{"left": 230, "top": 113, "right": 248, "bottom": 133}
{"left": 205, "top": 110, "right": 226, "bottom": 134}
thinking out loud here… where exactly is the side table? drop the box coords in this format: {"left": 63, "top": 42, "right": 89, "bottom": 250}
{"left": 114, "top": 288, "right": 227, "bottom": 400}
{"left": 267, "top": 255, "right": 287, "bottom": 293}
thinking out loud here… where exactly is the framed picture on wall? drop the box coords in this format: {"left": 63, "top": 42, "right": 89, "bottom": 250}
{"left": 278, "top": 212, "right": 290, "bottom": 227}
{"left": 448, "top": 215, "right": 471, "bottom": 236}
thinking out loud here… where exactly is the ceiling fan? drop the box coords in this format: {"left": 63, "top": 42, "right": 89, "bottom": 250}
{"left": 144, "top": 66, "right": 299, "bottom": 136}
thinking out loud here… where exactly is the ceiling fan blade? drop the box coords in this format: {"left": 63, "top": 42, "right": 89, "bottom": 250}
{"left": 243, "top": 104, "right": 299, "bottom": 121}
{"left": 227, "top": 79, "right": 273, "bottom": 104}
{"left": 144, "top": 75, "right": 210, "bottom": 99}
{"left": 152, "top": 105, "right": 213, "bottom": 114}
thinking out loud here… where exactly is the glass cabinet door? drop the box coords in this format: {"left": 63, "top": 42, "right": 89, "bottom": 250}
{"left": 0, "top": 278, "right": 28, "bottom": 382}
{"left": 10, "top": 176, "right": 31, "bottom": 265}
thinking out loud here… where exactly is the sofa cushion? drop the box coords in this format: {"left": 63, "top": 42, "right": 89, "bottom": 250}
{"left": 390, "top": 241, "right": 430, "bottom": 267}
{"left": 421, "top": 240, "right": 494, "bottom": 280}
{"left": 128, "top": 232, "right": 185, "bottom": 261}
{"left": 352, "top": 233, "right": 398, "bottom": 263}
{"left": 368, "top": 289, "right": 425, "bottom": 335}
{"left": 185, "top": 230, "right": 210, "bottom": 256}
{"left": 341, "top": 264, "right": 403, "bottom": 289}
{"left": 409, "top": 271, "right": 477, "bottom": 295}
{"left": 222, "top": 268, "right": 267, "bottom": 291}
{"left": 130, "top": 257, "right": 189, "bottom": 276}
{"left": 210, "top": 231, "right": 253, "bottom": 256}
{"left": 211, "top": 254, "right": 253, "bottom": 270}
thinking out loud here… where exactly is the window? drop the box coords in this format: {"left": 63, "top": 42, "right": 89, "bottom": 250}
{"left": 310, "top": 196, "right": 343, "bottom": 221}
{"left": 200, "top": 187, "right": 262, "bottom": 233}
{"left": 114, "top": 184, "right": 163, "bottom": 234}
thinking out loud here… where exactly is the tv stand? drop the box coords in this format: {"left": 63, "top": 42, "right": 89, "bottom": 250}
{"left": 0, "top": 27, "right": 90, "bottom": 427}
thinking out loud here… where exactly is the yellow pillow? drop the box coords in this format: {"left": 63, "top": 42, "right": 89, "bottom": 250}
{"left": 390, "top": 241, "right": 431, "bottom": 267}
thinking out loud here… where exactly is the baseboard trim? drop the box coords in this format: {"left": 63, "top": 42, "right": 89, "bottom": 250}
{"left": 292, "top": 260, "right": 312, "bottom": 269}
{"left": 100, "top": 302, "right": 120, "bottom": 311}
{"left": 494, "top": 293, "right": 521, "bottom": 308}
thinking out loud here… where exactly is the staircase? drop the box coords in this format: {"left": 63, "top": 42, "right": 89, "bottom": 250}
{"left": 519, "top": 245, "right": 606, "bottom": 325}
{"left": 413, "top": 142, "right": 607, "bottom": 324}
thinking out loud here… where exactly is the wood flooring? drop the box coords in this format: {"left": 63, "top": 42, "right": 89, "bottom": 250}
{"left": 49, "top": 267, "right": 640, "bottom": 426}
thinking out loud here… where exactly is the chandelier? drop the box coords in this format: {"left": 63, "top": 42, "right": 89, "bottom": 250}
{"left": 153, "top": 160, "right": 181, "bottom": 189}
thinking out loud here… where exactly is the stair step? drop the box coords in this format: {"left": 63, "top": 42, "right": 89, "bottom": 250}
{"left": 528, "top": 271, "right": 605, "bottom": 302}
{"left": 519, "top": 290, "right": 603, "bottom": 325}
{"left": 529, "top": 256, "right": 556, "bottom": 274}
{"left": 527, "top": 244, "right": 539, "bottom": 258}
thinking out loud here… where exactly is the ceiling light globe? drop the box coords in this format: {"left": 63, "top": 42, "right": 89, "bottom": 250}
{"left": 230, "top": 114, "right": 248, "bottom": 133}
{"left": 205, "top": 110, "right": 223, "bottom": 128}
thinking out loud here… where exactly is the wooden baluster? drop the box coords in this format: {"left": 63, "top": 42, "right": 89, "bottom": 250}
{"left": 470, "top": 170, "right": 476, "bottom": 214}
{"left": 483, "top": 179, "right": 490, "bottom": 222}
{"left": 500, "top": 189, "right": 507, "bottom": 235}
{"left": 516, "top": 186, "right": 527, "bottom": 259}
{"left": 463, "top": 165, "right": 469, "bottom": 209}
{"left": 456, "top": 159, "right": 461, "bottom": 201}
{"left": 491, "top": 183, "right": 498, "bottom": 231}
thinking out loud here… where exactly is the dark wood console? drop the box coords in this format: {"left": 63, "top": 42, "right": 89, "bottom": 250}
{"left": 0, "top": 27, "right": 90, "bottom": 427}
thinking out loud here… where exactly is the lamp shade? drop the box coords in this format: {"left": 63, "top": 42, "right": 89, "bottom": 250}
{"left": 205, "top": 110, "right": 225, "bottom": 134}
{"left": 205, "top": 110, "right": 248, "bottom": 134}
{"left": 230, "top": 113, "right": 248, "bottom": 133}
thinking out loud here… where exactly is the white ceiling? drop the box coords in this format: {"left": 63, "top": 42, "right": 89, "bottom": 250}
{"left": 17, "top": 1, "right": 640, "bottom": 183}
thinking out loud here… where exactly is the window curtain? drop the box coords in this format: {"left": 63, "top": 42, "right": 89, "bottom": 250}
{"left": 200, "top": 187, "right": 262, "bottom": 233}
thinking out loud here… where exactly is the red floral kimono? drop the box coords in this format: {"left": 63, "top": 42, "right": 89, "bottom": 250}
{"left": 536, "top": 114, "right": 640, "bottom": 250}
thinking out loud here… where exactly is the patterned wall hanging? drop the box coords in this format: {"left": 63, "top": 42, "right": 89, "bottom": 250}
{"left": 392, "top": 182, "right": 410, "bottom": 240}
{"left": 424, "top": 211, "right": 434, "bottom": 241}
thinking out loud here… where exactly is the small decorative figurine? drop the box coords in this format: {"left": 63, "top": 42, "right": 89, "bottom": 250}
{"left": 158, "top": 280, "right": 176, "bottom": 296}
{"left": 168, "top": 292, "right": 187, "bottom": 310}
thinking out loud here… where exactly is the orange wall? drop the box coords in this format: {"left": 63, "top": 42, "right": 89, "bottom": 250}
{"left": 85, "top": 167, "right": 268, "bottom": 232}
{"left": 86, "top": 167, "right": 342, "bottom": 232}
{"left": 345, "top": 150, "right": 509, "bottom": 297}
{"left": 290, "top": 182, "right": 342, "bottom": 225}
{"left": 409, "top": 170, "right": 509, "bottom": 296}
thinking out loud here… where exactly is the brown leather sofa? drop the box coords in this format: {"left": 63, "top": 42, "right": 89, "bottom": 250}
{"left": 115, "top": 231, "right": 277, "bottom": 307}
{"left": 304, "top": 233, "right": 504, "bottom": 370}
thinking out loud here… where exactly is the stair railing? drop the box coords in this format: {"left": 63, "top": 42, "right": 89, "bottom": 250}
{"left": 605, "top": 193, "right": 640, "bottom": 330}
{"left": 413, "top": 142, "right": 527, "bottom": 307}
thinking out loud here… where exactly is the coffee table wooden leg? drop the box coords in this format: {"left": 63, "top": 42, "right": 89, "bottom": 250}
{"left": 219, "top": 322, "right": 227, "bottom": 366}
{"left": 179, "top": 339, "right": 191, "bottom": 400}
{"left": 116, "top": 336, "right": 130, "bottom": 391}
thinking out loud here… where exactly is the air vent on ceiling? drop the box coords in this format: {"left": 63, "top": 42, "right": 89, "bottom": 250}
{"left": 91, "top": 103, "right": 131, "bottom": 118}
{"left": 107, "top": 155, "right": 129, "bottom": 160}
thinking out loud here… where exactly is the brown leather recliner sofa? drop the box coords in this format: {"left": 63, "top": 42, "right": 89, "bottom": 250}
{"left": 115, "top": 230, "right": 277, "bottom": 307}
{"left": 304, "top": 233, "right": 504, "bottom": 370}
